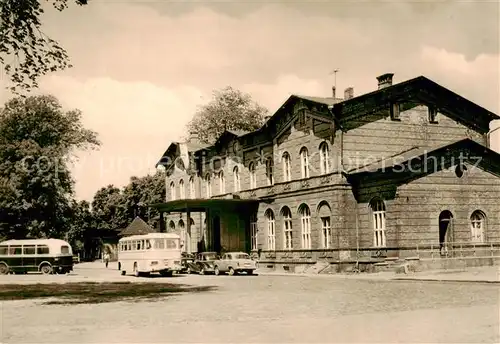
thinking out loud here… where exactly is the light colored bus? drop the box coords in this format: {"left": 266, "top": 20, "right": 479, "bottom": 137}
{"left": 0, "top": 238, "right": 74, "bottom": 275}
{"left": 118, "top": 233, "right": 182, "bottom": 277}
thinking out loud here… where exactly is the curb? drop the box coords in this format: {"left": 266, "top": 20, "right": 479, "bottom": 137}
{"left": 393, "top": 277, "right": 500, "bottom": 284}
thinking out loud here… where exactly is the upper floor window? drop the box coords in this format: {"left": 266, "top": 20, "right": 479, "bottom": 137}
{"left": 319, "top": 142, "right": 330, "bottom": 175}
{"left": 233, "top": 166, "right": 240, "bottom": 192}
{"left": 219, "top": 171, "right": 225, "bottom": 194}
{"left": 169, "top": 181, "right": 176, "bottom": 201}
{"left": 390, "top": 103, "right": 400, "bottom": 120}
{"left": 300, "top": 147, "right": 309, "bottom": 179}
{"left": 265, "top": 158, "right": 274, "bottom": 186}
{"left": 249, "top": 162, "right": 256, "bottom": 189}
{"left": 282, "top": 152, "right": 291, "bottom": 182}
{"left": 179, "top": 179, "right": 185, "bottom": 199}
{"left": 189, "top": 177, "right": 195, "bottom": 199}
{"left": 205, "top": 174, "right": 211, "bottom": 198}
{"left": 428, "top": 106, "right": 438, "bottom": 123}
{"left": 470, "top": 210, "right": 485, "bottom": 243}
{"left": 370, "top": 198, "right": 386, "bottom": 248}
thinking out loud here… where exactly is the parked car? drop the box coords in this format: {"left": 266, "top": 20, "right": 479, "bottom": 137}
{"left": 185, "top": 252, "right": 218, "bottom": 275}
{"left": 179, "top": 252, "right": 195, "bottom": 274}
{"left": 213, "top": 252, "right": 257, "bottom": 276}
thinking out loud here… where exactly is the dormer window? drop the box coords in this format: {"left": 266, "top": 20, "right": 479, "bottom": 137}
{"left": 428, "top": 106, "right": 438, "bottom": 123}
{"left": 390, "top": 103, "right": 400, "bottom": 121}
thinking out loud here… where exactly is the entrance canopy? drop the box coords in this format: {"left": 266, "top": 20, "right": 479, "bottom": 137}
{"left": 149, "top": 198, "right": 260, "bottom": 213}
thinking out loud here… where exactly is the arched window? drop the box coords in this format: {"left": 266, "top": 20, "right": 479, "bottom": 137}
{"left": 266, "top": 158, "right": 274, "bottom": 185}
{"left": 300, "top": 147, "right": 309, "bottom": 179}
{"left": 179, "top": 179, "right": 185, "bottom": 199}
{"left": 470, "top": 210, "right": 486, "bottom": 243}
{"left": 281, "top": 206, "right": 293, "bottom": 250}
{"left": 249, "top": 162, "right": 256, "bottom": 189}
{"left": 299, "top": 204, "right": 311, "bottom": 249}
{"left": 205, "top": 174, "right": 211, "bottom": 198}
{"left": 265, "top": 209, "right": 275, "bottom": 250}
{"left": 370, "top": 198, "right": 386, "bottom": 248}
{"left": 168, "top": 220, "right": 175, "bottom": 231}
{"left": 318, "top": 201, "right": 332, "bottom": 249}
{"left": 169, "top": 182, "right": 176, "bottom": 201}
{"left": 319, "top": 142, "right": 330, "bottom": 175}
{"left": 189, "top": 177, "right": 195, "bottom": 199}
{"left": 233, "top": 166, "right": 240, "bottom": 192}
{"left": 282, "top": 152, "right": 291, "bottom": 182}
{"left": 219, "top": 171, "right": 225, "bottom": 194}
{"left": 250, "top": 213, "right": 258, "bottom": 251}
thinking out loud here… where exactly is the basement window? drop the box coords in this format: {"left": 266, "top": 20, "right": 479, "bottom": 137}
{"left": 428, "top": 106, "right": 438, "bottom": 123}
{"left": 390, "top": 103, "right": 401, "bottom": 121}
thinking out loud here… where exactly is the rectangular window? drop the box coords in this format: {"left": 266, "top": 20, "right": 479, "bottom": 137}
{"left": 127, "top": 242, "right": 131, "bottom": 251}
{"left": 428, "top": 106, "right": 438, "bottom": 123}
{"left": 390, "top": 103, "right": 400, "bottom": 120}
{"left": 267, "top": 219, "right": 275, "bottom": 250}
{"left": 61, "top": 245, "right": 70, "bottom": 254}
{"left": 166, "top": 239, "right": 178, "bottom": 249}
{"left": 23, "top": 245, "right": 36, "bottom": 255}
{"left": 321, "top": 217, "right": 332, "bottom": 249}
{"left": 0, "top": 246, "right": 7, "bottom": 255}
{"left": 37, "top": 245, "right": 50, "bottom": 254}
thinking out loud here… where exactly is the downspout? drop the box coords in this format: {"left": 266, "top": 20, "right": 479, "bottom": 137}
{"left": 355, "top": 199, "right": 360, "bottom": 272}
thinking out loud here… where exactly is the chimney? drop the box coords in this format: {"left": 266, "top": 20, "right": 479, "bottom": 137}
{"left": 344, "top": 87, "right": 354, "bottom": 100}
{"left": 331, "top": 86, "right": 336, "bottom": 98}
{"left": 376, "top": 73, "right": 394, "bottom": 89}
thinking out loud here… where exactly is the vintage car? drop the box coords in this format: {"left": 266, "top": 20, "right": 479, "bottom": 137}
{"left": 213, "top": 252, "right": 257, "bottom": 276}
{"left": 185, "top": 252, "right": 218, "bottom": 275}
{"left": 179, "top": 252, "right": 195, "bottom": 274}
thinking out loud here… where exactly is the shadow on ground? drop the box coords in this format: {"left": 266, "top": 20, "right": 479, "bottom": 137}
{"left": 0, "top": 282, "right": 217, "bottom": 305}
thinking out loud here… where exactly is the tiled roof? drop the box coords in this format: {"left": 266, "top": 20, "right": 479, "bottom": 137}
{"left": 119, "top": 216, "right": 156, "bottom": 237}
{"left": 293, "top": 95, "right": 343, "bottom": 106}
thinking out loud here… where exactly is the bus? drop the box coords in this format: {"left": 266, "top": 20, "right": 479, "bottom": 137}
{"left": 0, "top": 238, "right": 74, "bottom": 275}
{"left": 118, "top": 233, "right": 182, "bottom": 277}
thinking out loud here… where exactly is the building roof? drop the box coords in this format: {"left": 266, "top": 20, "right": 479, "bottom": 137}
{"left": 119, "top": 216, "right": 156, "bottom": 237}
{"left": 346, "top": 138, "right": 500, "bottom": 183}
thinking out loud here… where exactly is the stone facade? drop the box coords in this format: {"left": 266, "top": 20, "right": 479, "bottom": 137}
{"left": 157, "top": 74, "right": 500, "bottom": 270}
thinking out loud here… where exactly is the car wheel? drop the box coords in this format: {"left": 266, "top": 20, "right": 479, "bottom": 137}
{"left": 186, "top": 267, "right": 191, "bottom": 274}
{"left": 247, "top": 270, "right": 253, "bottom": 275}
{"left": 228, "top": 267, "right": 235, "bottom": 276}
{"left": 214, "top": 266, "right": 220, "bottom": 276}
{"left": 0, "top": 263, "right": 9, "bottom": 275}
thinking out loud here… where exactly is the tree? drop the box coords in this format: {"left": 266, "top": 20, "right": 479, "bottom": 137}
{"left": 0, "top": 0, "right": 87, "bottom": 93}
{"left": 67, "top": 199, "right": 93, "bottom": 253}
{"left": 0, "top": 94, "right": 99, "bottom": 239}
{"left": 186, "top": 86, "right": 268, "bottom": 144}
{"left": 90, "top": 185, "right": 127, "bottom": 232}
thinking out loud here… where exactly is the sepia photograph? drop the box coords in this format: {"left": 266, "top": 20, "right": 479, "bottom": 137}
{"left": 0, "top": 0, "right": 499, "bottom": 343}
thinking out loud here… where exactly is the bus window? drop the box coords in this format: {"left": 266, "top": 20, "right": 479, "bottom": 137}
{"left": 9, "top": 245, "right": 22, "bottom": 255}
{"left": 132, "top": 241, "right": 137, "bottom": 251}
{"left": 23, "top": 245, "right": 36, "bottom": 254}
{"left": 61, "top": 245, "right": 70, "bottom": 254}
{"left": 137, "top": 241, "right": 142, "bottom": 250}
{"left": 37, "top": 245, "right": 50, "bottom": 254}
{"left": 145, "top": 240, "right": 151, "bottom": 250}
{"left": 0, "top": 246, "right": 7, "bottom": 255}
{"left": 166, "top": 239, "right": 177, "bottom": 249}
{"left": 127, "top": 242, "right": 131, "bottom": 251}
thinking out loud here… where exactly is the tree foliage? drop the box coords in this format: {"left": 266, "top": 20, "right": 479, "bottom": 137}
{"left": 0, "top": 94, "right": 99, "bottom": 239}
{"left": 186, "top": 86, "right": 268, "bottom": 144}
{"left": 0, "top": 0, "right": 87, "bottom": 93}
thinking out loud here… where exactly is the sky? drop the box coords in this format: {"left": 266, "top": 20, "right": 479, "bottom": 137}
{"left": 0, "top": 0, "right": 499, "bottom": 201}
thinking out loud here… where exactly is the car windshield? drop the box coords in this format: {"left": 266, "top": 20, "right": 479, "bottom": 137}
{"left": 234, "top": 253, "right": 250, "bottom": 259}
{"left": 204, "top": 253, "right": 217, "bottom": 260}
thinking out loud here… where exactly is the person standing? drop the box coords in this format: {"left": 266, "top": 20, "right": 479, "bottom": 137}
{"left": 103, "top": 251, "right": 110, "bottom": 268}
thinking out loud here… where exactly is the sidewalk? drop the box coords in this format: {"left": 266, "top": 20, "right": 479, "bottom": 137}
{"left": 75, "top": 261, "right": 500, "bottom": 283}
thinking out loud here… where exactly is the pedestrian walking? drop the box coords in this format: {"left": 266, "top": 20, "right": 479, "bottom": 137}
{"left": 103, "top": 252, "right": 110, "bottom": 268}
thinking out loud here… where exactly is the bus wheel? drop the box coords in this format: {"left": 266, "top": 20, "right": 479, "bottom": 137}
{"left": 40, "top": 264, "right": 53, "bottom": 275}
{"left": 0, "top": 263, "right": 9, "bottom": 275}
{"left": 160, "top": 270, "right": 173, "bottom": 277}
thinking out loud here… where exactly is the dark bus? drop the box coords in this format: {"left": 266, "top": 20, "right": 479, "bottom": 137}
{"left": 0, "top": 238, "right": 74, "bottom": 275}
